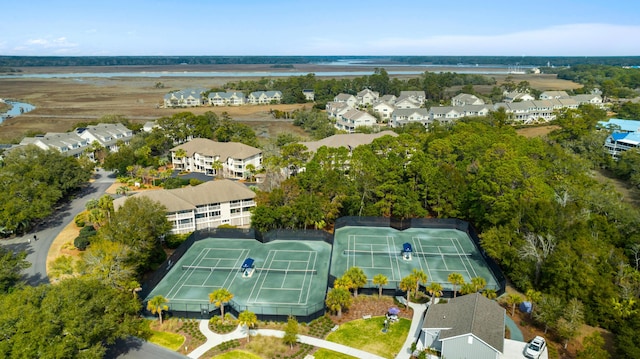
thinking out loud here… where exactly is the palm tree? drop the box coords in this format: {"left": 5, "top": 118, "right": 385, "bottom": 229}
{"left": 344, "top": 267, "right": 367, "bottom": 297}
{"left": 209, "top": 288, "right": 234, "bottom": 321}
{"left": 525, "top": 289, "right": 542, "bottom": 317}
{"left": 447, "top": 272, "right": 465, "bottom": 298}
{"left": 372, "top": 274, "right": 388, "bottom": 298}
{"left": 333, "top": 276, "right": 353, "bottom": 292}
{"left": 459, "top": 282, "right": 476, "bottom": 295}
{"left": 237, "top": 310, "right": 258, "bottom": 342}
{"left": 147, "top": 295, "right": 169, "bottom": 324}
{"left": 212, "top": 160, "right": 224, "bottom": 178}
{"left": 116, "top": 185, "right": 130, "bottom": 196}
{"left": 426, "top": 282, "right": 443, "bottom": 305}
{"left": 482, "top": 289, "right": 498, "bottom": 299}
{"left": 471, "top": 276, "right": 487, "bottom": 292}
{"left": 399, "top": 275, "right": 418, "bottom": 303}
{"left": 410, "top": 268, "right": 428, "bottom": 297}
{"left": 325, "top": 287, "right": 352, "bottom": 318}
{"left": 505, "top": 293, "right": 523, "bottom": 316}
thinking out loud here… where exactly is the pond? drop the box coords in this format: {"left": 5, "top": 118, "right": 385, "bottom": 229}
{"left": 0, "top": 100, "right": 36, "bottom": 124}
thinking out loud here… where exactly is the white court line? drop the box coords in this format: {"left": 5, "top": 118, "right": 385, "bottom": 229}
{"left": 385, "top": 236, "right": 399, "bottom": 281}
{"left": 453, "top": 237, "right": 479, "bottom": 278}
{"left": 166, "top": 247, "right": 212, "bottom": 299}
{"left": 248, "top": 250, "right": 275, "bottom": 303}
{"left": 219, "top": 249, "right": 249, "bottom": 289}
{"left": 412, "top": 238, "right": 433, "bottom": 280}
{"left": 299, "top": 251, "right": 317, "bottom": 305}
{"left": 447, "top": 237, "right": 473, "bottom": 280}
{"left": 437, "top": 246, "right": 449, "bottom": 271}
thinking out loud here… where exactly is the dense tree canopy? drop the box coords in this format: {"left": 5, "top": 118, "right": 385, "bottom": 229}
{"left": 0, "top": 145, "right": 91, "bottom": 233}
{"left": 0, "top": 278, "right": 146, "bottom": 358}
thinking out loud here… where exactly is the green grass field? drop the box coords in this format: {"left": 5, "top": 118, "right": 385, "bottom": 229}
{"left": 212, "top": 350, "right": 263, "bottom": 359}
{"left": 325, "top": 316, "right": 410, "bottom": 359}
{"left": 313, "top": 349, "right": 357, "bottom": 359}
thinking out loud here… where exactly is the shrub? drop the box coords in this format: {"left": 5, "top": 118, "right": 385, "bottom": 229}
{"left": 79, "top": 225, "right": 97, "bottom": 237}
{"left": 74, "top": 236, "right": 90, "bottom": 250}
{"left": 164, "top": 233, "right": 190, "bottom": 249}
{"left": 74, "top": 212, "right": 86, "bottom": 227}
{"left": 189, "top": 178, "right": 204, "bottom": 186}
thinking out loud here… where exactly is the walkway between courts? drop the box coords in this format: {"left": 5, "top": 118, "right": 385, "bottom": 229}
{"left": 189, "top": 301, "right": 428, "bottom": 359}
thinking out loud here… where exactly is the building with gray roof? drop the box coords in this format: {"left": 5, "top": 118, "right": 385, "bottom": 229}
{"left": 171, "top": 138, "right": 262, "bottom": 179}
{"left": 419, "top": 293, "right": 505, "bottom": 359}
{"left": 113, "top": 179, "right": 256, "bottom": 234}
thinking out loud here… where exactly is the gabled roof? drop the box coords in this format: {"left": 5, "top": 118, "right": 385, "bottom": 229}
{"left": 208, "top": 91, "right": 245, "bottom": 100}
{"left": 299, "top": 131, "right": 398, "bottom": 152}
{"left": 392, "top": 108, "right": 429, "bottom": 117}
{"left": 540, "top": 90, "right": 569, "bottom": 99}
{"left": 452, "top": 93, "right": 483, "bottom": 104}
{"left": 430, "top": 106, "right": 460, "bottom": 115}
{"left": 113, "top": 179, "right": 256, "bottom": 213}
{"left": 341, "top": 109, "right": 374, "bottom": 121}
{"left": 335, "top": 93, "right": 356, "bottom": 102}
{"left": 572, "top": 94, "right": 602, "bottom": 102}
{"left": 400, "top": 90, "right": 426, "bottom": 98}
{"left": 422, "top": 293, "right": 505, "bottom": 353}
{"left": 171, "top": 138, "right": 261, "bottom": 160}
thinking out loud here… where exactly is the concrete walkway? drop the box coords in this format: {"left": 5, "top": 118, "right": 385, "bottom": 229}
{"left": 189, "top": 301, "right": 429, "bottom": 359}
{"left": 189, "top": 320, "right": 386, "bottom": 359}
{"left": 395, "top": 302, "right": 428, "bottom": 359}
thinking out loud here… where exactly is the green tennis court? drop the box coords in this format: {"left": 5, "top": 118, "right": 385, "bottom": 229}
{"left": 331, "top": 226, "right": 500, "bottom": 291}
{"left": 146, "top": 237, "right": 331, "bottom": 317}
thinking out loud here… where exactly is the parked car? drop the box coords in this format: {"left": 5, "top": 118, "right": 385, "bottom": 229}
{"left": 524, "top": 336, "right": 546, "bottom": 359}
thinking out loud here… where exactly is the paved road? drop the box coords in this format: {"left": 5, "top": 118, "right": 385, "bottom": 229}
{"left": 0, "top": 169, "right": 116, "bottom": 285}
{"left": 105, "top": 337, "right": 188, "bottom": 359}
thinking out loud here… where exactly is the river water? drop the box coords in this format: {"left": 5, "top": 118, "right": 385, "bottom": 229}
{"left": 0, "top": 100, "right": 36, "bottom": 124}
{"left": 0, "top": 67, "right": 520, "bottom": 79}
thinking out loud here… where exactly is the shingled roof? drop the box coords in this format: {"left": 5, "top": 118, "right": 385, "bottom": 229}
{"left": 422, "top": 293, "right": 505, "bottom": 353}
{"left": 113, "top": 179, "right": 256, "bottom": 213}
{"left": 171, "top": 138, "right": 261, "bottom": 160}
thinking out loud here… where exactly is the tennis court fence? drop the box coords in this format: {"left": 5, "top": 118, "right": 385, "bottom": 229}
{"left": 154, "top": 300, "right": 326, "bottom": 323}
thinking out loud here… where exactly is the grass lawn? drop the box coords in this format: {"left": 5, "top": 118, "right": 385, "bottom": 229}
{"left": 212, "top": 350, "right": 263, "bottom": 359}
{"left": 145, "top": 320, "right": 185, "bottom": 351}
{"left": 326, "top": 316, "right": 410, "bottom": 359}
{"left": 313, "top": 349, "right": 357, "bottom": 359}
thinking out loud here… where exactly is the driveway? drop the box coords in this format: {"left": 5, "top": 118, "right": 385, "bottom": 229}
{"left": 0, "top": 169, "right": 116, "bottom": 285}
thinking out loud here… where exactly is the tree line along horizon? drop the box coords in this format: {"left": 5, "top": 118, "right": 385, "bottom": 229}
{"left": 1, "top": 65, "right": 640, "bottom": 357}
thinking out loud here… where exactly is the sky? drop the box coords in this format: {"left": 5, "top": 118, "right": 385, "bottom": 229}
{"left": 1, "top": 0, "right": 639, "bottom": 57}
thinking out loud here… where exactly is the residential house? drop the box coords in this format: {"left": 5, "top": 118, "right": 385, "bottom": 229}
{"left": 572, "top": 94, "right": 603, "bottom": 107}
{"left": 539, "top": 90, "right": 569, "bottom": 100}
{"left": 171, "top": 138, "right": 262, "bottom": 179}
{"left": 113, "top": 180, "right": 256, "bottom": 234}
{"left": 247, "top": 91, "right": 282, "bottom": 104}
{"left": 598, "top": 118, "right": 640, "bottom": 158}
{"left": 326, "top": 101, "right": 352, "bottom": 119}
{"left": 208, "top": 92, "right": 246, "bottom": 106}
{"left": 302, "top": 89, "right": 315, "bottom": 101}
{"left": 19, "top": 132, "right": 90, "bottom": 159}
{"left": 452, "top": 93, "right": 484, "bottom": 106}
{"left": 502, "top": 91, "right": 535, "bottom": 103}
{"left": 378, "top": 94, "right": 397, "bottom": 104}
{"left": 142, "top": 121, "right": 159, "bottom": 133}
{"left": 459, "top": 105, "right": 491, "bottom": 118}
{"left": 335, "top": 109, "right": 377, "bottom": 133}
{"left": 163, "top": 88, "right": 207, "bottom": 107}
{"left": 429, "top": 106, "right": 461, "bottom": 123}
{"left": 333, "top": 93, "right": 358, "bottom": 108}
{"left": 77, "top": 123, "right": 133, "bottom": 152}
{"left": 418, "top": 293, "right": 505, "bottom": 359}
{"left": 356, "top": 89, "right": 379, "bottom": 106}
{"left": 391, "top": 108, "right": 431, "bottom": 128}
{"left": 399, "top": 91, "right": 426, "bottom": 103}
{"left": 494, "top": 102, "right": 536, "bottom": 123}
{"left": 373, "top": 101, "right": 395, "bottom": 120}
{"left": 395, "top": 97, "right": 422, "bottom": 109}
